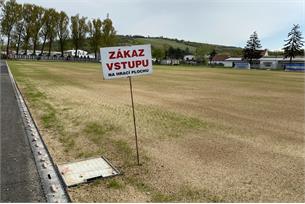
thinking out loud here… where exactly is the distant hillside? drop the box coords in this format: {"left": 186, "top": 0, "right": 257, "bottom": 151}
{"left": 51, "top": 35, "right": 243, "bottom": 57}
{"left": 116, "top": 35, "right": 243, "bottom": 56}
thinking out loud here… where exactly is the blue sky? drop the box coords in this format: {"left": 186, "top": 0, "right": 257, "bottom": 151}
{"left": 16, "top": 0, "right": 305, "bottom": 50}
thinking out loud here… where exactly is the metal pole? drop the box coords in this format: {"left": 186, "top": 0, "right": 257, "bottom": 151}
{"left": 128, "top": 76, "right": 140, "bottom": 165}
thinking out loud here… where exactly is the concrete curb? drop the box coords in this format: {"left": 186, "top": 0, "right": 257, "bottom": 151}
{"left": 6, "top": 61, "right": 70, "bottom": 203}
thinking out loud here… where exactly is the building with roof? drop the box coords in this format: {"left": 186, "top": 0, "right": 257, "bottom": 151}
{"left": 259, "top": 57, "right": 281, "bottom": 69}
{"left": 210, "top": 55, "right": 230, "bottom": 65}
{"left": 259, "top": 57, "right": 305, "bottom": 70}
{"left": 224, "top": 57, "right": 243, "bottom": 67}
{"left": 260, "top": 49, "right": 269, "bottom": 57}
{"left": 183, "top": 55, "right": 195, "bottom": 61}
{"left": 160, "top": 59, "right": 180, "bottom": 65}
{"left": 224, "top": 57, "right": 251, "bottom": 69}
{"left": 63, "top": 49, "right": 89, "bottom": 58}
{"left": 183, "top": 55, "right": 197, "bottom": 64}
{"left": 223, "top": 54, "right": 304, "bottom": 71}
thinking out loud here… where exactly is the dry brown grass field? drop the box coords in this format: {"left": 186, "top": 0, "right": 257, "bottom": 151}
{"left": 9, "top": 61, "right": 305, "bottom": 202}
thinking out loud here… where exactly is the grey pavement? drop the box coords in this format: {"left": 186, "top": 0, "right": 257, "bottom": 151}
{"left": 0, "top": 60, "right": 46, "bottom": 202}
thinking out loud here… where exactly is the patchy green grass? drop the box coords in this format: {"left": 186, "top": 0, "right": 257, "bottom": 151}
{"left": 8, "top": 60, "right": 305, "bottom": 202}
{"left": 41, "top": 104, "right": 57, "bottom": 128}
{"left": 114, "top": 140, "right": 133, "bottom": 159}
{"left": 106, "top": 179, "right": 124, "bottom": 189}
{"left": 151, "top": 192, "right": 175, "bottom": 202}
{"left": 84, "top": 122, "right": 116, "bottom": 143}
{"left": 137, "top": 104, "right": 208, "bottom": 137}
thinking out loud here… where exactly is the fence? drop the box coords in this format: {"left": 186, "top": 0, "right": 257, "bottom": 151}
{"left": 285, "top": 63, "right": 305, "bottom": 72}
{"left": 9, "top": 54, "right": 99, "bottom": 63}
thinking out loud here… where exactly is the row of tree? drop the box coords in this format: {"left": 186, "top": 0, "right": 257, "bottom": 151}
{"left": 0, "top": 0, "right": 116, "bottom": 59}
{"left": 152, "top": 46, "right": 217, "bottom": 64}
{"left": 243, "top": 25, "right": 304, "bottom": 64}
{"left": 152, "top": 46, "right": 192, "bottom": 61}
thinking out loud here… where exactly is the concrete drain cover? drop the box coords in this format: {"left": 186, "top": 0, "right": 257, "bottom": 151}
{"left": 57, "top": 156, "right": 120, "bottom": 187}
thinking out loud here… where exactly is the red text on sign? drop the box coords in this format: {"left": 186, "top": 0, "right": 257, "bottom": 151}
{"left": 109, "top": 49, "right": 145, "bottom": 59}
{"left": 106, "top": 59, "right": 149, "bottom": 71}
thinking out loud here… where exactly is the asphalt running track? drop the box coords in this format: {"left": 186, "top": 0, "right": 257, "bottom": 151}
{"left": 0, "top": 60, "right": 46, "bottom": 202}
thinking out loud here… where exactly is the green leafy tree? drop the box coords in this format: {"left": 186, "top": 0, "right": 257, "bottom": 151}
{"left": 165, "top": 46, "right": 185, "bottom": 59}
{"left": 208, "top": 49, "right": 217, "bottom": 64}
{"left": 283, "top": 24, "right": 304, "bottom": 63}
{"left": 0, "top": 37, "right": 4, "bottom": 53}
{"left": 57, "top": 11, "right": 69, "bottom": 57}
{"left": 71, "top": 14, "right": 88, "bottom": 57}
{"left": 175, "top": 48, "right": 184, "bottom": 59}
{"left": 0, "top": 0, "right": 21, "bottom": 55}
{"left": 101, "top": 17, "right": 116, "bottom": 47}
{"left": 166, "top": 46, "right": 174, "bottom": 59}
{"left": 30, "top": 5, "right": 44, "bottom": 55}
{"left": 152, "top": 47, "right": 165, "bottom": 60}
{"left": 47, "top": 9, "right": 59, "bottom": 56}
{"left": 40, "top": 8, "right": 52, "bottom": 55}
{"left": 195, "top": 46, "right": 207, "bottom": 64}
{"left": 88, "top": 18, "right": 102, "bottom": 59}
{"left": 185, "top": 47, "right": 191, "bottom": 55}
{"left": 243, "top": 31, "right": 262, "bottom": 65}
{"left": 22, "top": 4, "right": 34, "bottom": 55}
{"left": 12, "top": 3, "right": 23, "bottom": 55}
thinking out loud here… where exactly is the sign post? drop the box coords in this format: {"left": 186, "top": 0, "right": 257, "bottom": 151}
{"left": 100, "top": 44, "right": 153, "bottom": 165}
{"left": 128, "top": 76, "right": 140, "bottom": 165}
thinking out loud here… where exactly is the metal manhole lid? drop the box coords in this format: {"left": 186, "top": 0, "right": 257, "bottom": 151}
{"left": 57, "top": 156, "right": 120, "bottom": 187}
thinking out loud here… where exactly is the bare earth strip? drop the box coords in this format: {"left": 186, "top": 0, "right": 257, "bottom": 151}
{"left": 8, "top": 61, "right": 305, "bottom": 202}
